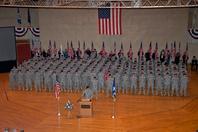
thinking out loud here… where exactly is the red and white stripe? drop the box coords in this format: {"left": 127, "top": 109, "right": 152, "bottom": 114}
{"left": 99, "top": 3, "right": 122, "bottom": 35}
{"left": 127, "top": 49, "right": 133, "bottom": 60}
{"left": 104, "top": 71, "right": 109, "bottom": 81}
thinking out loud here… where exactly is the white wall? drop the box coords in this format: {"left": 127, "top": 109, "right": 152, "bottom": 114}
{"left": 0, "top": 8, "right": 39, "bottom": 27}
{"left": 0, "top": 7, "right": 197, "bottom": 59}
{"left": 38, "top": 8, "right": 190, "bottom": 58}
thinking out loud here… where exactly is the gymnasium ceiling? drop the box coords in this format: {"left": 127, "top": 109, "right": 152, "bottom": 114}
{"left": 0, "top": 0, "right": 198, "bottom": 8}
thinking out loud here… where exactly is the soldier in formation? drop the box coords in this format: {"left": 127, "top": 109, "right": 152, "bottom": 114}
{"left": 9, "top": 45, "right": 189, "bottom": 97}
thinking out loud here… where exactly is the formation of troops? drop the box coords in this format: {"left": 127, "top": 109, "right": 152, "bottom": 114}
{"left": 9, "top": 41, "right": 189, "bottom": 97}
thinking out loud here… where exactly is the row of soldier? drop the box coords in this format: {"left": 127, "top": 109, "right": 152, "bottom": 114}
{"left": 9, "top": 49, "right": 188, "bottom": 96}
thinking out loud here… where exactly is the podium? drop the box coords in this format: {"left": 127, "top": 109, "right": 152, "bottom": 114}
{"left": 79, "top": 99, "right": 93, "bottom": 117}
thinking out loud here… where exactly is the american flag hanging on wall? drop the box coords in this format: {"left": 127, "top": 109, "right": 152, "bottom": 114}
{"left": 98, "top": 2, "right": 122, "bottom": 35}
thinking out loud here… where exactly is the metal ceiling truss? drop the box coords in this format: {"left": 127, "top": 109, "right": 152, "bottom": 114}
{"left": 0, "top": 0, "right": 198, "bottom": 8}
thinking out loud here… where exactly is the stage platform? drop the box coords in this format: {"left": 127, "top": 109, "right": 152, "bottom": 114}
{"left": 0, "top": 72, "right": 198, "bottom": 132}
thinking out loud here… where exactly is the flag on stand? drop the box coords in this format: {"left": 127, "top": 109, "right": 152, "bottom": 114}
{"left": 149, "top": 42, "right": 152, "bottom": 53}
{"left": 83, "top": 41, "right": 86, "bottom": 50}
{"left": 60, "top": 44, "right": 63, "bottom": 55}
{"left": 127, "top": 42, "right": 133, "bottom": 60}
{"left": 54, "top": 41, "right": 58, "bottom": 55}
{"left": 17, "top": 8, "right": 22, "bottom": 25}
{"left": 54, "top": 81, "right": 61, "bottom": 99}
{"left": 67, "top": 41, "right": 69, "bottom": 49}
{"left": 165, "top": 42, "right": 168, "bottom": 51}
{"left": 153, "top": 42, "right": 158, "bottom": 58}
{"left": 48, "top": 40, "right": 52, "bottom": 54}
{"left": 165, "top": 42, "right": 168, "bottom": 58}
{"left": 148, "top": 42, "right": 152, "bottom": 58}
{"left": 32, "top": 39, "right": 39, "bottom": 53}
{"left": 104, "top": 70, "right": 109, "bottom": 81}
{"left": 98, "top": 2, "right": 122, "bottom": 35}
{"left": 39, "top": 41, "right": 42, "bottom": 51}
{"left": 185, "top": 43, "right": 189, "bottom": 57}
{"left": 91, "top": 42, "right": 94, "bottom": 51}
{"left": 121, "top": 42, "right": 123, "bottom": 51}
{"left": 112, "top": 78, "right": 116, "bottom": 98}
{"left": 54, "top": 41, "right": 56, "bottom": 49}
{"left": 102, "top": 41, "right": 105, "bottom": 49}
{"left": 139, "top": 42, "right": 144, "bottom": 58}
{"left": 100, "top": 42, "right": 107, "bottom": 56}
{"left": 70, "top": 41, "right": 74, "bottom": 59}
{"left": 173, "top": 42, "right": 176, "bottom": 57}
{"left": 179, "top": 42, "right": 181, "bottom": 54}
{"left": 49, "top": 40, "right": 52, "bottom": 48}
{"left": 155, "top": 42, "right": 158, "bottom": 51}
{"left": 27, "top": 8, "right": 31, "bottom": 25}
{"left": 140, "top": 42, "right": 143, "bottom": 51}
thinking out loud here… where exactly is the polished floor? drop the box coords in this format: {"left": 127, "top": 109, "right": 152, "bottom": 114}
{"left": 0, "top": 72, "right": 198, "bottom": 132}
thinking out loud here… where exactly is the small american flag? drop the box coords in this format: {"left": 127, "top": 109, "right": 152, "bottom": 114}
{"left": 17, "top": 8, "right": 22, "bottom": 24}
{"left": 55, "top": 81, "right": 61, "bottom": 99}
{"left": 98, "top": 2, "right": 122, "bottom": 35}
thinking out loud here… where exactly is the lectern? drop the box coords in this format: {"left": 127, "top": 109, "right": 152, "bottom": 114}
{"left": 79, "top": 99, "right": 93, "bottom": 117}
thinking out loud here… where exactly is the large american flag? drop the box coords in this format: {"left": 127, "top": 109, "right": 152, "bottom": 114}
{"left": 98, "top": 2, "right": 122, "bottom": 35}
{"left": 55, "top": 81, "right": 61, "bottom": 99}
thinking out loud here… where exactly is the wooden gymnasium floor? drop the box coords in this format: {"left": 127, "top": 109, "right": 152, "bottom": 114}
{"left": 0, "top": 72, "right": 198, "bottom": 132}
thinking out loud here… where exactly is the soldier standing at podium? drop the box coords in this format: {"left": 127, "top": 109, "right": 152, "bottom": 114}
{"left": 81, "top": 86, "right": 93, "bottom": 100}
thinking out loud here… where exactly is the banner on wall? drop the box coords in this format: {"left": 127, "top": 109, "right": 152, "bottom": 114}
{"left": 15, "top": 27, "right": 41, "bottom": 53}
{"left": 188, "top": 28, "right": 198, "bottom": 39}
{"left": 15, "top": 27, "right": 40, "bottom": 37}
{"left": 188, "top": 28, "right": 198, "bottom": 45}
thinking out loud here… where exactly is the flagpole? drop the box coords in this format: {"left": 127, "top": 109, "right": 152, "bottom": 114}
{"left": 112, "top": 97, "right": 116, "bottom": 119}
{"left": 57, "top": 97, "right": 61, "bottom": 128}
{"left": 57, "top": 96, "right": 61, "bottom": 117}
{"left": 112, "top": 78, "right": 116, "bottom": 119}
{"left": 55, "top": 81, "right": 61, "bottom": 117}
{"left": 54, "top": 81, "right": 61, "bottom": 128}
